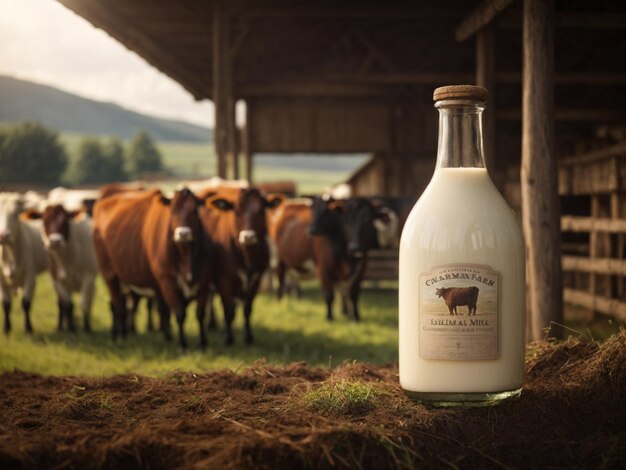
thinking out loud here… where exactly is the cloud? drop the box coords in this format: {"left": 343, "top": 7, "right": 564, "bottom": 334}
{"left": 0, "top": 0, "right": 214, "bottom": 127}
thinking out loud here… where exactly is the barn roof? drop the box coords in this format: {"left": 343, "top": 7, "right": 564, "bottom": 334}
{"left": 57, "top": 0, "right": 626, "bottom": 188}
{"left": 58, "top": 0, "right": 626, "bottom": 102}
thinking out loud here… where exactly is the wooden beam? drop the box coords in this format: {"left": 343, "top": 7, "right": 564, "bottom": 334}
{"left": 498, "top": 12, "right": 626, "bottom": 29}
{"left": 562, "top": 256, "right": 626, "bottom": 276}
{"left": 521, "top": 0, "right": 563, "bottom": 340}
{"left": 561, "top": 141, "right": 626, "bottom": 167}
{"left": 561, "top": 216, "right": 626, "bottom": 234}
{"left": 455, "top": 0, "right": 514, "bottom": 42}
{"left": 239, "top": 82, "right": 396, "bottom": 98}
{"left": 234, "top": 6, "right": 462, "bottom": 19}
{"left": 476, "top": 24, "right": 496, "bottom": 172}
{"left": 242, "top": 122, "right": 252, "bottom": 184}
{"left": 563, "top": 289, "right": 626, "bottom": 321}
{"left": 498, "top": 108, "right": 626, "bottom": 122}
{"left": 213, "top": 2, "right": 235, "bottom": 178}
{"left": 321, "top": 72, "right": 474, "bottom": 85}
{"left": 230, "top": 15, "right": 250, "bottom": 59}
{"left": 497, "top": 72, "right": 626, "bottom": 85}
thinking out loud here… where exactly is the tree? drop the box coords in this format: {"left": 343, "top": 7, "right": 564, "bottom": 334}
{"left": 71, "top": 136, "right": 129, "bottom": 184}
{"left": 127, "top": 130, "right": 162, "bottom": 178}
{"left": 0, "top": 121, "right": 68, "bottom": 184}
{"left": 73, "top": 138, "right": 108, "bottom": 184}
{"left": 103, "top": 137, "right": 127, "bottom": 182}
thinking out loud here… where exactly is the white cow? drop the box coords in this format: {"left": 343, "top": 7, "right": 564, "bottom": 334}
{"left": 373, "top": 206, "right": 399, "bottom": 249}
{"left": 180, "top": 176, "right": 249, "bottom": 196}
{"left": 0, "top": 193, "right": 48, "bottom": 333}
{"left": 24, "top": 205, "right": 98, "bottom": 332}
{"left": 47, "top": 187, "right": 101, "bottom": 213}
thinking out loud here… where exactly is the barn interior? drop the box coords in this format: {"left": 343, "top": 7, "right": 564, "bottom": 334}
{"left": 57, "top": 0, "right": 626, "bottom": 325}
{"left": 57, "top": 0, "right": 626, "bottom": 200}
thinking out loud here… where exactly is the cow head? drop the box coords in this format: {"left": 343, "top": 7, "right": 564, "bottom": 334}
{"left": 340, "top": 198, "right": 382, "bottom": 255}
{"left": 159, "top": 188, "right": 204, "bottom": 282}
{"left": 435, "top": 287, "right": 446, "bottom": 298}
{"left": 0, "top": 196, "right": 23, "bottom": 246}
{"left": 308, "top": 197, "right": 344, "bottom": 237}
{"left": 206, "top": 188, "right": 282, "bottom": 248}
{"left": 23, "top": 204, "right": 82, "bottom": 251}
{"left": 159, "top": 188, "right": 203, "bottom": 244}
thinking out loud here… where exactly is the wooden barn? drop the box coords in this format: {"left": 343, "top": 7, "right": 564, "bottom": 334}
{"left": 57, "top": 0, "right": 626, "bottom": 337}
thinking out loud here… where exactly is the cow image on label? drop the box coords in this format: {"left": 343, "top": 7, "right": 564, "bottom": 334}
{"left": 399, "top": 85, "right": 526, "bottom": 406}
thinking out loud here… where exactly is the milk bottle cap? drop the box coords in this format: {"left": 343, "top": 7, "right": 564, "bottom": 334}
{"left": 433, "top": 85, "right": 488, "bottom": 103}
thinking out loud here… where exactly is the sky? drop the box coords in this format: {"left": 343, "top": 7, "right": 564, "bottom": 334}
{"left": 0, "top": 0, "right": 215, "bottom": 127}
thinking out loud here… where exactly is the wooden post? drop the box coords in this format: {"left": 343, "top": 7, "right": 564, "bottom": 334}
{"left": 590, "top": 195, "right": 612, "bottom": 305}
{"left": 213, "top": 2, "right": 235, "bottom": 179}
{"left": 521, "top": 0, "right": 563, "bottom": 340}
{"left": 242, "top": 121, "right": 252, "bottom": 184}
{"left": 476, "top": 23, "right": 496, "bottom": 174}
{"left": 611, "top": 192, "right": 624, "bottom": 298}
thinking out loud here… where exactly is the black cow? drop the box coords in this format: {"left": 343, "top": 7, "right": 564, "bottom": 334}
{"left": 308, "top": 197, "right": 382, "bottom": 321}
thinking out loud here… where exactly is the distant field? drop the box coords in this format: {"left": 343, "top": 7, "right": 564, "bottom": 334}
{"left": 0, "top": 274, "right": 398, "bottom": 377}
{"left": 59, "top": 133, "right": 361, "bottom": 194}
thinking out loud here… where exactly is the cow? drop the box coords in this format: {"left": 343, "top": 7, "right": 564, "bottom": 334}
{"left": 92, "top": 188, "right": 211, "bottom": 349}
{"left": 371, "top": 205, "right": 399, "bottom": 249}
{"left": 435, "top": 286, "right": 479, "bottom": 315}
{"left": 98, "top": 183, "right": 156, "bottom": 333}
{"left": 199, "top": 187, "right": 282, "bottom": 345}
{"left": 93, "top": 188, "right": 211, "bottom": 349}
{"left": 272, "top": 196, "right": 381, "bottom": 321}
{"left": 180, "top": 176, "right": 249, "bottom": 196}
{"left": 99, "top": 183, "right": 146, "bottom": 200}
{"left": 47, "top": 187, "right": 101, "bottom": 216}
{"left": 0, "top": 194, "right": 48, "bottom": 334}
{"left": 268, "top": 199, "right": 316, "bottom": 300}
{"left": 309, "top": 197, "right": 382, "bottom": 321}
{"left": 23, "top": 205, "right": 99, "bottom": 332}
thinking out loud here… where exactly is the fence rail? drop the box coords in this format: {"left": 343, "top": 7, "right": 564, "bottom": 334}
{"left": 560, "top": 140, "right": 626, "bottom": 322}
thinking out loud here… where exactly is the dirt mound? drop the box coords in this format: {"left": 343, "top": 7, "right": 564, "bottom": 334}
{"left": 1, "top": 332, "right": 625, "bottom": 469}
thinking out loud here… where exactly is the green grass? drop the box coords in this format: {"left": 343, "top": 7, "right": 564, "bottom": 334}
{"left": 0, "top": 274, "right": 398, "bottom": 377}
{"left": 302, "top": 380, "right": 380, "bottom": 414}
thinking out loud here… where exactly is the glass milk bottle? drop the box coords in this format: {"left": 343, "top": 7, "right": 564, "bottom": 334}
{"left": 399, "top": 85, "right": 525, "bottom": 405}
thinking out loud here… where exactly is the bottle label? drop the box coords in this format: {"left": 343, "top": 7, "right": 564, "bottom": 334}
{"left": 418, "top": 264, "right": 500, "bottom": 360}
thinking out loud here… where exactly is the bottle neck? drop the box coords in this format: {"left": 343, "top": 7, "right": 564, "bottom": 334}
{"left": 435, "top": 100, "right": 486, "bottom": 169}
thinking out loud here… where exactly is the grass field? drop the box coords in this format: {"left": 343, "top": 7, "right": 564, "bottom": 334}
{"left": 0, "top": 274, "right": 398, "bottom": 377}
{"left": 59, "top": 133, "right": 357, "bottom": 194}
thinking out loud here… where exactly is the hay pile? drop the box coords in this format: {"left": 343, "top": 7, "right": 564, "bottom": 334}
{"left": 0, "top": 331, "right": 624, "bottom": 469}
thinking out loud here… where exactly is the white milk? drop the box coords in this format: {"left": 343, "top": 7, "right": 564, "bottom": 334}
{"left": 399, "top": 167, "right": 525, "bottom": 400}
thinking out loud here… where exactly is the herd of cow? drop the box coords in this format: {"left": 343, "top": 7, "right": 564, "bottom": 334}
{"left": 0, "top": 180, "right": 398, "bottom": 349}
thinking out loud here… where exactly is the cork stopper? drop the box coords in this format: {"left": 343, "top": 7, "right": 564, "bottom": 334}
{"left": 433, "top": 85, "right": 488, "bottom": 103}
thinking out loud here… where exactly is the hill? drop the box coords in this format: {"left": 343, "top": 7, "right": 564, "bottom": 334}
{"left": 0, "top": 75, "right": 212, "bottom": 142}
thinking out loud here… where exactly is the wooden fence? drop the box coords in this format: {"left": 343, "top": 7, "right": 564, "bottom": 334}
{"left": 560, "top": 141, "right": 626, "bottom": 321}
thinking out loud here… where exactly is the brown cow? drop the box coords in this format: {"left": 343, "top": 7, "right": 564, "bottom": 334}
{"left": 435, "top": 286, "right": 479, "bottom": 315}
{"left": 98, "top": 183, "right": 156, "bottom": 334}
{"left": 268, "top": 200, "right": 316, "bottom": 300}
{"left": 272, "top": 197, "right": 378, "bottom": 322}
{"left": 199, "top": 187, "right": 282, "bottom": 345}
{"left": 99, "top": 183, "right": 146, "bottom": 200}
{"left": 92, "top": 188, "right": 211, "bottom": 349}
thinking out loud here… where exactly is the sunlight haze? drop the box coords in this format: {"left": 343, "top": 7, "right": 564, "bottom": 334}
{"left": 0, "top": 0, "right": 214, "bottom": 127}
